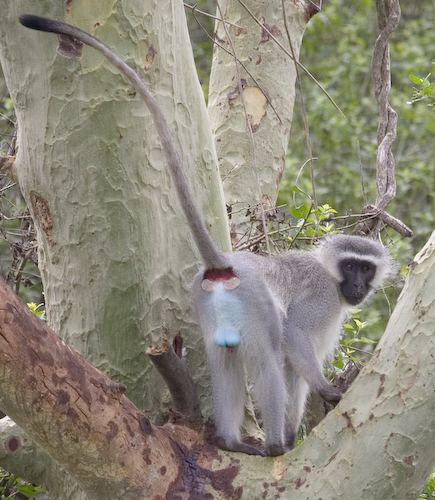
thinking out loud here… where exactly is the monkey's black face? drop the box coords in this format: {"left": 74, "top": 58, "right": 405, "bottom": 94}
{"left": 339, "top": 258, "right": 377, "bottom": 306}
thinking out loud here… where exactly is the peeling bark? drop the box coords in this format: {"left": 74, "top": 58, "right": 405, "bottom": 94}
{"left": 0, "top": 0, "right": 230, "bottom": 421}
{"left": 208, "top": 0, "right": 308, "bottom": 231}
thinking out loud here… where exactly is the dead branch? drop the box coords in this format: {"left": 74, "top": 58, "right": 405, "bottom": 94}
{"left": 355, "top": 0, "right": 411, "bottom": 238}
{"left": 372, "top": 0, "right": 400, "bottom": 211}
{"left": 354, "top": 205, "right": 413, "bottom": 238}
{"left": 146, "top": 335, "right": 202, "bottom": 429}
{"left": 0, "top": 156, "right": 17, "bottom": 181}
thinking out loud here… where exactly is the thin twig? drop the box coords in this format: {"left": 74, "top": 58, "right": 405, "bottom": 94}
{"left": 357, "top": 141, "right": 368, "bottom": 206}
{"left": 183, "top": 3, "right": 243, "bottom": 29}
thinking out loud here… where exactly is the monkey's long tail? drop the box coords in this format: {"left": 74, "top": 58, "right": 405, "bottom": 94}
{"left": 19, "top": 14, "right": 229, "bottom": 270}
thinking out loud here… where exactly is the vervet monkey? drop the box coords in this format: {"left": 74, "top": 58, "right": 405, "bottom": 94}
{"left": 19, "top": 15, "right": 393, "bottom": 456}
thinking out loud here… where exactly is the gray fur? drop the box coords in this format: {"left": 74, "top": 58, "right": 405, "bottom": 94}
{"left": 19, "top": 16, "right": 393, "bottom": 456}
{"left": 192, "top": 237, "right": 392, "bottom": 453}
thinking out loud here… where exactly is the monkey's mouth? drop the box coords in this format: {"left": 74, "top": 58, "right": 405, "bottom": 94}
{"left": 347, "top": 293, "right": 365, "bottom": 305}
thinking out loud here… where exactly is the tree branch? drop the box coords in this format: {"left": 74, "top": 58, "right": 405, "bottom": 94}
{"left": 0, "top": 276, "right": 204, "bottom": 500}
{"left": 354, "top": 205, "right": 413, "bottom": 238}
{"left": 355, "top": 0, "right": 410, "bottom": 238}
{"left": 371, "top": 0, "right": 400, "bottom": 212}
{"left": 146, "top": 334, "right": 202, "bottom": 429}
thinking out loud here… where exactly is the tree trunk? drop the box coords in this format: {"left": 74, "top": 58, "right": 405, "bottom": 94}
{"left": 0, "top": 420, "right": 85, "bottom": 500}
{"left": 208, "top": 0, "right": 309, "bottom": 232}
{"left": 1, "top": 1, "right": 435, "bottom": 499}
{"left": 0, "top": 0, "right": 229, "bottom": 420}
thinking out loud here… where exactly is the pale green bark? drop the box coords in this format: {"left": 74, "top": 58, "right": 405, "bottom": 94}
{"left": 0, "top": 0, "right": 229, "bottom": 418}
{"left": 2, "top": 2, "right": 435, "bottom": 500}
{"left": 208, "top": 0, "right": 308, "bottom": 230}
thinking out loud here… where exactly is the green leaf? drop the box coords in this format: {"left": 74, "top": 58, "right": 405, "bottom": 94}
{"left": 291, "top": 205, "right": 310, "bottom": 219}
{"left": 410, "top": 74, "right": 423, "bottom": 84}
{"left": 358, "top": 337, "right": 376, "bottom": 344}
{"left": 16, "top": 484, "right": 38, "bottom": 497}
{"left": 354, "top": 319, "right": 365, "bottom": 329}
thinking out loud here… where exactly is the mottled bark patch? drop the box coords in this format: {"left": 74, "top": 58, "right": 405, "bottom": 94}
{"left": 57, "top": 390, "right": 70, "bottom": 405}
{"left": 145, "top": 45, "right": 156, "bottom": 70}
{"left": 106, "top": 421, "right": 119, "bottom": 442}
{"left": 228, "top": 85, "right": 268, "bottom": 132}
{"left": 31, "top": 192, "right": 56, "bottom": 246}
{"left": 305, "top": 2, "right": 320, "bottom": 19}
{"left": 260, "top": 22, "right": 281, "bottom": 43}
{"left": 123, "top": 418, "right": 135, "bottom": 438}
{"left": 4, "top": 435, "right": 23, "bottom": 454}
{"left": 168, "top": 441, "right": 243, "bottom": 500}
{"left": 58, "top": 34, "right": 82, "bottom": 58}
{"left": 139, "top": 415, "right": 154, "bottom": 435}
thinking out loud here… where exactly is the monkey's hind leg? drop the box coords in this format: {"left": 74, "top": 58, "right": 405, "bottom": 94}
{"left": 250, "top": 350, "right": 288, "bottom": 456}
{"left": 284, "top": 326, "right": 342, "bottom": 404}
{"left": 208, "top": 346, "right": 265, "bottom": 456}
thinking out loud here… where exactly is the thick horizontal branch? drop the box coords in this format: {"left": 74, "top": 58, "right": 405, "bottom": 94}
{"left": 0, "top": 276, "right": 268, "bottom": 500}
{"left": 0, "top": 277, "right": 202, "bottom": 500}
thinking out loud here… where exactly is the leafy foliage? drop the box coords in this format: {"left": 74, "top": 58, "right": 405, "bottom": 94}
{"left": 0, "top": 468, "right": 42, "bottom": 499}
{"left": 27, "top": 302, "right": 45, "bottom": 321}
{"left": 419, "top": 470, "right": 435, "bottom": 500}
{"left": 335, "top": 309, "right": 375, "bottom": 369}
{"left": 409, "top": 72, "right": 435, "bottom": 110}
{"left": 279, "top": 0, "right": 435, "bottom": 255}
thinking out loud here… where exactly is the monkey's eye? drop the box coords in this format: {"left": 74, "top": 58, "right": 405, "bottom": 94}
{"left": 361, "top": 264, "right": 373, "bottom": 273}
{"left": 344, "top": 262, "right": 354, "bottom": 271}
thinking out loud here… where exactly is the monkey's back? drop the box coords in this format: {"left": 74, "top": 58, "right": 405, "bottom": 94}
{"left": 231, "top": 250, "right": 344, "bottom": 359}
